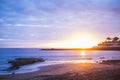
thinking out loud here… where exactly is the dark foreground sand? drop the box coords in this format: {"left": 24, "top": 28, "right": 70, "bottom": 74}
{"left": 0, "top": 63, "right": 120, "bottom": 80}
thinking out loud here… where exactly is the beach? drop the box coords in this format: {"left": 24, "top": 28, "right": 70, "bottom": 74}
{"left": 0, "top": 49, "right": 120, "bottom": 80}
{"left": 1, "top": 0, "right": 120, "bottom": 80}
{"left": 0, "top": 62, "right": 120, "bottom": 80}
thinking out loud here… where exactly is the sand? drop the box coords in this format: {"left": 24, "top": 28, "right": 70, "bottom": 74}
{"left": 0, "top": 63, "right": 120, "bottom": 80}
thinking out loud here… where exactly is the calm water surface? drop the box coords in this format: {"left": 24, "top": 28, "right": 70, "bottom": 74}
{"left": 0, "top": 48, "right": 120, "bottom": 74}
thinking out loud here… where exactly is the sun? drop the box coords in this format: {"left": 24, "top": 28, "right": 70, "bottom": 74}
{"left": 56, "top": 35, "right": 97, "bottom": 48}
{"left": 44, "top": 34, "right": 98, "bottom": 48}
{"left": 69, "top": 36, "right": 97, "bottom": 48}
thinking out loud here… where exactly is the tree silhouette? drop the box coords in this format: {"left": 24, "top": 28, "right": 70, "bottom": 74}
{"left": 106, "top": 37, "right": 111, "bottom": 41}
{"left": 112, "top": 37, "right": 119, "bottom": 42}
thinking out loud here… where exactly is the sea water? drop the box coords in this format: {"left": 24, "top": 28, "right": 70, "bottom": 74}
{"left": 0, "top": 48, "right": 120, "bottom": 74}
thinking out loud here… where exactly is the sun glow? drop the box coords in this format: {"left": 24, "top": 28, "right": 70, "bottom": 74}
{"left": 68, "top": 36, "right": 97, "bottom": 48}
{"left": 45, "top": 34, "right": 98, "bottom": 48}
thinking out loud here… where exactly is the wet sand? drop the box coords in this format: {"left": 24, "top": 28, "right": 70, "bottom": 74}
{"left": 0, "top": 63, "right": 120, "bottom": 80}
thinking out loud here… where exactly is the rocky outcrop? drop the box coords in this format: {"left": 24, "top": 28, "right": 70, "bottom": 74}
{"left": 7, "top": 58, "right": 44, "bottom": 71}
{"left": 101, "top": 60, "right": 120, "bottom": 64}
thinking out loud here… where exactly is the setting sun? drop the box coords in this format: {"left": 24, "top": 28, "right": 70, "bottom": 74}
{"left": 68, "top": 35, "right": 97, "bottom": 48}
{"left": 46, "top": 34, "right": 98, "bottom": 48}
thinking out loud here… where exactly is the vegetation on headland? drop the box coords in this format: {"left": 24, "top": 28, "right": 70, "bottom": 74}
{"left": 106, "top": 37, "right": 120, "bottom": 42}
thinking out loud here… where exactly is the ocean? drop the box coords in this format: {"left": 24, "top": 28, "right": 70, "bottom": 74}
{"left": 0, "top": 48, "right": 120, "bottom": 75}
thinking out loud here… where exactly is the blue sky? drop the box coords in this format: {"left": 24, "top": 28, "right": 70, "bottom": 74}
{"left": 0, "top": 0, "right": 120, "bottom": 48}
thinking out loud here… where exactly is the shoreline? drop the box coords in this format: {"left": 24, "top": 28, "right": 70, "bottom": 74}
{"left": 0, "top": 61, "right": 67, "bottom": 75}
{"left": 0, "top": 62, "right": 120, "bottom": 80}
{"left": 0, "top": 59, "right": 120, "bottom": 75}
{"left": 0, "top": 60, "right": 95, "bottom": 75}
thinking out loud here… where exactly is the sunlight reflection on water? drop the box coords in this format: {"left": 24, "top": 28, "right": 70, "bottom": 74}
{"left": 0, "top": 48, "right": 120, "bottom": 74}
{"left": 80, "top": 51, "right": 86, "bottom": 56}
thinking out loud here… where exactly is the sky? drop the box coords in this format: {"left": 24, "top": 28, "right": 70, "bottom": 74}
{"left": 0, "top": 0, "right": 120, "bottom": 48}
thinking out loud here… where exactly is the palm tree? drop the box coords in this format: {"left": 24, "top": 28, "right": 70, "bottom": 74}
{"left": 106, "top": 37, "right": 111, "bottom": 42}
{"left": 112, "top": 37, "right": 119, "bottom": 42}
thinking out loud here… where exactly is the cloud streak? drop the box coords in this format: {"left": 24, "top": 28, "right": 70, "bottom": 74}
{"left": 0, "top": 0, "right": 120, "bottom": 47}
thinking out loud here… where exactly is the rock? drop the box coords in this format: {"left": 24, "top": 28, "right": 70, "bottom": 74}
{"left": 101, "top": 60, "right": 120, "bottom": 64}
{"left": 80, "top": 57, "right": 92, "bottom": 60}
{"left": 99, "top": 57, "right": 105, "bottom": 59}
{"left": 7, "top": 58, "right": 44, "bottom": 71}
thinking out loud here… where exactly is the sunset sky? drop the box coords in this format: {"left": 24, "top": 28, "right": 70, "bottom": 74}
{"left": 0, "top": 0, "right": 120, "bottom": 48}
